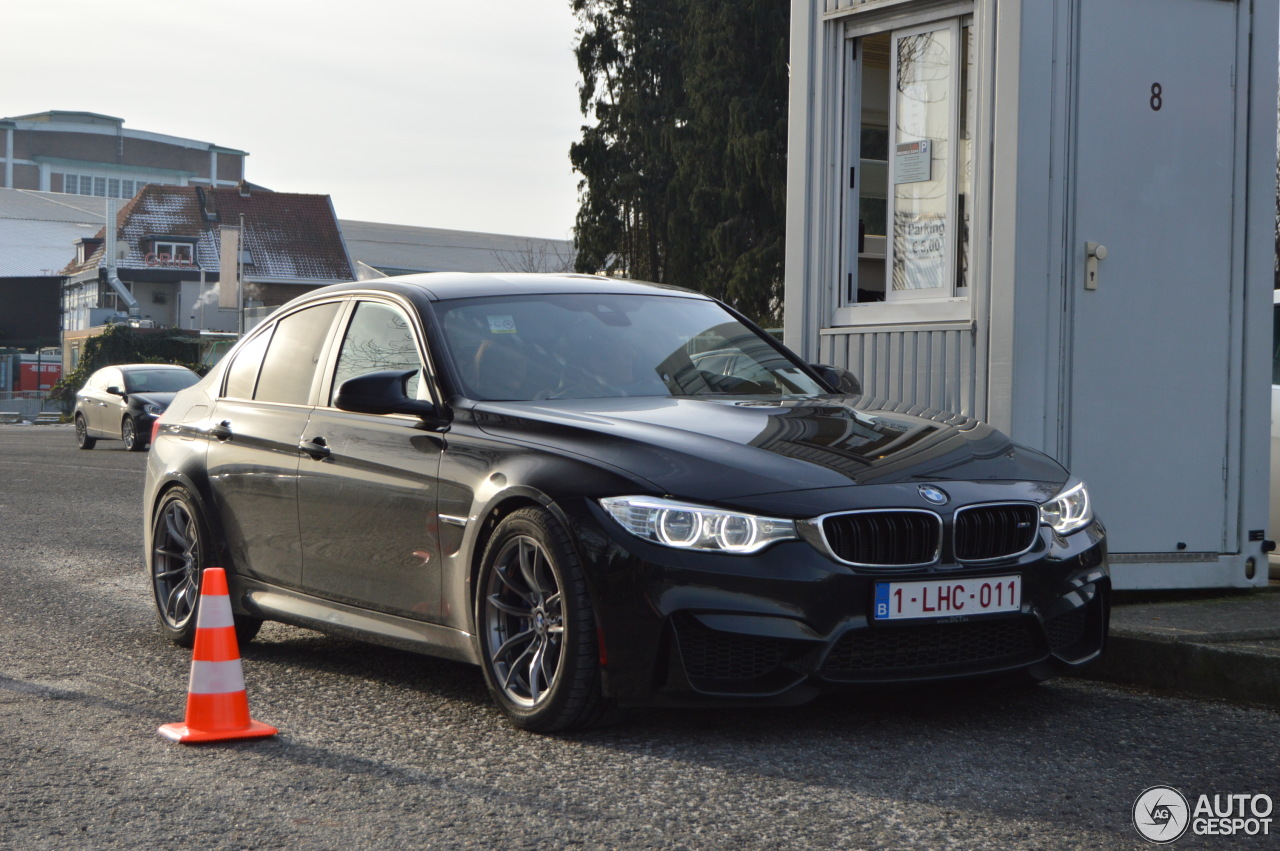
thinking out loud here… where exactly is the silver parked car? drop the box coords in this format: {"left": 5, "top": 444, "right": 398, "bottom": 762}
{"left": 74, "top": 364, "right": 200, "bottom": 451}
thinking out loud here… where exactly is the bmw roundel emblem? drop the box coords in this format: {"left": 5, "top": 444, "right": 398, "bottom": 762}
{"left": 918, "top": 485, "right": 949, "bottom": 506}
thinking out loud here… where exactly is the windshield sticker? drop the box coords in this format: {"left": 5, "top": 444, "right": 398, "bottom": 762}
{"left": 488, "top": 316, "right": 517, "bottom": 334}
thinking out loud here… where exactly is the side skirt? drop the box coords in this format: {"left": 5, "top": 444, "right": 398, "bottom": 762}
{"left": 238, "top": 581, "right": 480, "bottom": 666}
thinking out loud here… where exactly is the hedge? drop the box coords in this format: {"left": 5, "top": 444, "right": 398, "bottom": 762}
{"left": 47, "top": 325, "right": 207, "bottom": 409}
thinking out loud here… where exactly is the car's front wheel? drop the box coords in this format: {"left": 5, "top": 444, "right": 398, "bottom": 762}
{"left": 151, "top": 486, "right": 262, "bottom": 647}
{"left": 476, "top": 507, "right": 613, "bottom": 732}
{"left": 75, "top": 415, "right": 95, "bottom": 450}
{"left": 122, "top": 416, "right": 146, "bottom": 451}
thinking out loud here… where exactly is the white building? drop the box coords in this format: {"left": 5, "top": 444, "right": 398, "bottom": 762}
{"left": 784, "top": 0, "right": 1278, "bottom": 589}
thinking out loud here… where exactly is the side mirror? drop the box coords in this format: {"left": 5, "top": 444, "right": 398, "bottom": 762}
{"left": 335, "top": 370, "right": 450, "bottom": 427}
{"left": 106, "top": 385, "right": 126, "bottom": 398}
{"left": 810, "top": 364, "right": 862, "bottom": 396}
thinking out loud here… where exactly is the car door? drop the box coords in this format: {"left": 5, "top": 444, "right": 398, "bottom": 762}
{"left": 83, "top": 365, "right": 113, "bottom": 435}
{"left": 76, "top": 369, "right": 104, "bottom": 435}
{"left": 297, "top": 299, "right": 445, "bottom": 621}
{"left": 204, "top": 301, "right": 343, "bottom": 590}
{"left": 90, "top": 367, "right": 123, "bottom": 436}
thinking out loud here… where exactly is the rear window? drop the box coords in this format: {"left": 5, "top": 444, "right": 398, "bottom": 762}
{"left": 223, "top": 329, "right": 272, "bottom": 400}
{"left": 123, "top": 369, "right": 198, "bottom": 394}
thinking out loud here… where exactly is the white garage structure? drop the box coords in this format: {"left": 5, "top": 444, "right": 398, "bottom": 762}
{"left": 783, "top": 0, "right": 1277, "bottom": 589}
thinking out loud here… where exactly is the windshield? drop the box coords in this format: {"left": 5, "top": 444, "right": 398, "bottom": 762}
{"left": 435, "top": 293, "right": 826, "bottom": 401}
{"left": 124, "top": 368, "right": 199, "bottom": 394}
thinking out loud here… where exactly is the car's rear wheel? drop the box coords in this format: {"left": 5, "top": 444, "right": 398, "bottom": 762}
{"left": 75, "top": 415, "right": 95, "bottom": 450}
{"left": 122, "top": 416, "right": 146, "bottom": 451}
{"left": 476, "top": 507, "right": 612, "bottom": 732}
{"left": 151, "top": 486, "right": 262, "bottom": 648}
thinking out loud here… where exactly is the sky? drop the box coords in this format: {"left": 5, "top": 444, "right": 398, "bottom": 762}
{"left": 4, "top": 0, "right": 585, "bottom": 240}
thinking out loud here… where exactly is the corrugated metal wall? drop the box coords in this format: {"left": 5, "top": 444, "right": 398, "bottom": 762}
{"left": 818, "top": 323, "right": 978, "bottom": 417}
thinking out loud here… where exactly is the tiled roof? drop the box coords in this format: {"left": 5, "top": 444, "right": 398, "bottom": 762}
{"left": 210, "top": 188, "right": 353, "bottom": 280}
{"left": 60, "top": 184, "right": 353, "bottom": 282}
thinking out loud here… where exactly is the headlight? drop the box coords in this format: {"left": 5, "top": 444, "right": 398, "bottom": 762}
{"left": 599, "top": 496, "right": 797, "bottom": 554}
{"left": 144, "top": 403, "right": 163, "bottom": 415}
{"left": 1040, "top": 480, "right": 1092, "bottom": 535}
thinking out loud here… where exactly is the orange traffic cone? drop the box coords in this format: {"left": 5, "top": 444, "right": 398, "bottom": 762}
{"left": 158, "top": 567, "right": 277, "bottom": 743}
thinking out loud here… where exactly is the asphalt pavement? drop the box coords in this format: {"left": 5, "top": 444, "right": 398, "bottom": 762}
{"left": 3, "top": 422, "right": 1279, "bottom": 850}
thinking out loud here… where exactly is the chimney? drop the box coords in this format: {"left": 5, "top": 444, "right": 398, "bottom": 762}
{"left": 237, "top": 180, "right": 250, "bottom": 198}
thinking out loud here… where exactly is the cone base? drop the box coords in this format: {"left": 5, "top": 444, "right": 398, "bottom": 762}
{"left": 158, "top": 719, "right": 278, "bottom": 743}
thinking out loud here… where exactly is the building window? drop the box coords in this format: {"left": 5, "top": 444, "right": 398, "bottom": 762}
{"left": 840, "top": 15, "right": 975, "bottom": 309}
{"left": 55, "top": 173, "right": 149, "bottom": 199}
{"left": 148, "top": 241, "right": 196, "bottom": 268}
{"left": 99, "top": 280, "right": 133, "bottom": 312}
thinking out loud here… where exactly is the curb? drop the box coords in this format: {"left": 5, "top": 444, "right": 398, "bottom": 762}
{"left": 1076, "top": 632, "right": 1280, "bottom": 710}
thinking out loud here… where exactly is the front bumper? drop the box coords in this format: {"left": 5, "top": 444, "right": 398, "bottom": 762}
{"left": 562, "top": 499, "right": 1110, "bottom": 707}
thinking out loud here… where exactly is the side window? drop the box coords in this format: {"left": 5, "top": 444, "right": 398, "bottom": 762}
{"left": 254, "top": 303, "right": 341, "bottom": 405}
{"left": 330, "top": 302, "right": 428, "bottom": 404}
{"left": 223, "top": 328, "right": 273, "bottom": 400}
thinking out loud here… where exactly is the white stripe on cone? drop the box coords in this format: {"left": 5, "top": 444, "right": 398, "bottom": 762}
{"left": 196, "top": 595, "right": 236, "bottom": 629}
{"left": 187, "top": 659, "right": 248, "bottom": 694}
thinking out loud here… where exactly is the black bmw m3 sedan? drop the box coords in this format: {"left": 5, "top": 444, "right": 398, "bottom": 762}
{"left": 144, "top": 273, "right": 1109, "bottom": 731}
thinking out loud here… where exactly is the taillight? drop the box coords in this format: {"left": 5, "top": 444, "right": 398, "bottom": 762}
{"left": 151, "top": 415, "right": 164, "bottom": 444}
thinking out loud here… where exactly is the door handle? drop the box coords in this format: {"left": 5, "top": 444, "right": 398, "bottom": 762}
{"left": 299, "top": 436, "right": 331, "bottom": 460}
{"left": 209, "top": 421, "right": 233, "bottom": 442}
{"left": 1085, "top": 242, "right": 1107, "bottom": 291}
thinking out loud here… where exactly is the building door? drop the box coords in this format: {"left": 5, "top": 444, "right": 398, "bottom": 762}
{"left": 1066, "top": 0, "right": 1238, "bottom": 555}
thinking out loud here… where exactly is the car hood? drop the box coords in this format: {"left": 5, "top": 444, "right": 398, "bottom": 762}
{"left": 128, "top": 391, "right": 179, "bottom": 409}
{"left": 470, "top": 396, "right": 1068, "bottom": 502}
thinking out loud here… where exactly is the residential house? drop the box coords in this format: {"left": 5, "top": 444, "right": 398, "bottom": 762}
{"left": 60, "top": 183, "right": 353, "bottom": 370}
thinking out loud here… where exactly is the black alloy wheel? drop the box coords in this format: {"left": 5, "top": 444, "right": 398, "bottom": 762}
{"left": 476, "top": 507, "right": 612, "bottom": 732}
{"left": 122, "top": 416, "right": 146, "bottom": 451}
{"left": 150, "top": 487, "right": 261, "bottom": 647}
{"left": 75, "top": 414, "right": 95, "bottom": 450}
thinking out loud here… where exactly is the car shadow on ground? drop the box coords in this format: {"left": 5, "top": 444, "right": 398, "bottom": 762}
{"left": 239, "top": 617, "right": 1100, "bottom": 749}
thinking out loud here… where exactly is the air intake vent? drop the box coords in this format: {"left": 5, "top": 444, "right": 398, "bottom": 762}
{"left": 821, "top": 618, "right": 1043, "bottom": 680}
{"left": 954, "top": 503, "right": 1040, "bottom": 562}
{"left": 820, "top": 510, "right": 941, "bottom": 567}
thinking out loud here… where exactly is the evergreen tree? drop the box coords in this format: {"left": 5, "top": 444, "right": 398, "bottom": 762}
{"left": 569, "top": 0, "right": 789, "bottom": 323}
{"left": 569, "top": 0, "right": 685, "bottom": 282}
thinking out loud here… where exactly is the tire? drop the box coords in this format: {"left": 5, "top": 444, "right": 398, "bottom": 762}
{"left": 150, "top": 486, "right": 263, "bottom": 648}
{"left": 75, "top": 415, "right": 95, "bottom": 450}
{"left": 122, "top": 417, "right": 146, "bottom": 451}
{"left": 475, "top": 507, "right": 613, "bottom": 732}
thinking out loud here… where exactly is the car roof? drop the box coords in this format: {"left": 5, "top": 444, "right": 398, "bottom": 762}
{"left": 298, "top": 272, "right": 709, "bottom": 304}
{"left": 113, "top": 364, "right": 195, "bottom": 372}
